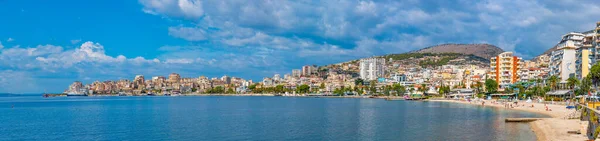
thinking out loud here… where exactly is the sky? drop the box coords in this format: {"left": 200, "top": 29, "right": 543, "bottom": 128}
{"left": 0, "top": 0, "right": 599, "bottom": 93}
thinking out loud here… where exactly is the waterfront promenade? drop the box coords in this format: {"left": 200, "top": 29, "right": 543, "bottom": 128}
{"left": 430, "top": 99, "right": 588, "bottom": 141}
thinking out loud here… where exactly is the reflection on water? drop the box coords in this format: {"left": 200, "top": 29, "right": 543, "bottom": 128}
{"left": 0, "top": 96, "right": 546, "bottom": 141}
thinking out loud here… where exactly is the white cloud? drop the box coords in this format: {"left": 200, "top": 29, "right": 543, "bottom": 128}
{"left": 142, "top": 0, "right": 600, "bottom": 59}
{"left": 7, "top": 38, "right": 14, "bottom": 42}
{"left": 4, "top": 0, "right": 600, "bottom": 93}
{"left": 165, "top": 58, "right": 195, "bottom": 64}
{"left": 177, "top": 0, "right": 204, "bottom": 18}
{"left": 355, "top": 1, "right": 377, "bottom": 16}
{"left": 0, "top": 41, "right": 3, "bottom": 49}
{"left": 0, "top": 70, "right": 38, "bottom": 94}
{"left": 168, "top": 26, "right": 207, "bottom": 41}
{"left": 140, "top": 0, "right": 205, "bottom": 19}
{"left": 70, "top": 39, "right": 81, "bottom": 44}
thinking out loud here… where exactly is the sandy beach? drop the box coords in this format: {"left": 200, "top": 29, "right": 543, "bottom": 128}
{"left": 429, "top": 99, "right": 589, "bottom": 141}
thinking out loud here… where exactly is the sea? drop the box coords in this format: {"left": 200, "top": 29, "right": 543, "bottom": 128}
{"left": 0, "top": 95, "right": 547, "bottom": 141}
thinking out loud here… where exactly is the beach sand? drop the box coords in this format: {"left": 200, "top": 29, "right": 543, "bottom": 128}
{"left": 429, "top": 99, "right": 590, "bottom": 141}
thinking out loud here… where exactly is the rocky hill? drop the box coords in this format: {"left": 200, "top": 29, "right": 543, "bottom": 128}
{"left": 535, "top": 45, "right": 558, "bottom": 58}
{"left": 411, "top": 44, "right": 505, "bottom": 60}
{"left": 331, "top": 44, "right": 504, "bottom": 72}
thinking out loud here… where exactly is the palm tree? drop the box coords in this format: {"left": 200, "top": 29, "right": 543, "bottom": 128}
{"left": 535, "top": 78, "right": 543, "bottom": 97}
{"left": 420, "top": 84, "right": 427, "bottom": 94}
{"left": 547, "top": 75, "right": 559, "bottom": 91}
{"left": 566, "top": 77, "right": 580, "bottom": 99}
{"left": 589, "top": 63, "right": 600, "bottom": 91}
{"left": 581, "top": 77, "right": 592, "bottom": 96}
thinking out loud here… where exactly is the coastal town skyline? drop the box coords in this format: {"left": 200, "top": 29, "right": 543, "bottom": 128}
{"left": 1, "top": 0, "right": 600, "bottom": 93}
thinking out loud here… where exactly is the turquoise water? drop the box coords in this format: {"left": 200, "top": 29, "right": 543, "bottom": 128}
{"left": 0, "top": 96, "right": 546, "bottom": 140}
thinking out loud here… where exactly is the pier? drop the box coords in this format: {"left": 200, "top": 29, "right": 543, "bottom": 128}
{"left": 504, "top": 118, "right": 545, "bottom": 122}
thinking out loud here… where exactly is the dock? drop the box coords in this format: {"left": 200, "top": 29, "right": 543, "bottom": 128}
{"left": 504, "top": 118, "right": 546, "bottom": 122}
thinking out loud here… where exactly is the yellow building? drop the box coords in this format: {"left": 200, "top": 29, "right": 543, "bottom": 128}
{"left": 577, "top": 22, "right": 600, "bottom": 79}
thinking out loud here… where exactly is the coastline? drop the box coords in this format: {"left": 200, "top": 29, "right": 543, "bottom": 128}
{"left": 38, "top": 94, "right": 590, "bottom": 140}
{"left": 428, "top": 99, "right": 587, "bottom": 141}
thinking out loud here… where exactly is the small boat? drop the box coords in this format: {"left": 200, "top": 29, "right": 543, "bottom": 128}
{"left": 147, "top": 93, "right": 156, "bottom": 96}
{"left": 118, "top": 92, "right": 127, "bottom": 96}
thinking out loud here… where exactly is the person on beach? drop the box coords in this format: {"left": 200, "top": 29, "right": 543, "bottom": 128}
{"left": 482, "top": 101, "right": 485, "bottom": 106}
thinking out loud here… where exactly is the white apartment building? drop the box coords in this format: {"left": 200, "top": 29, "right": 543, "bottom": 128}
{"left": 550, "top": 32, "right": 583, "bottom": 82}
{"left": 359, "top": 57, "right": 386, "bottom": 81}
{"left": 292, "top": 69, "right": 301, "bottom": 78}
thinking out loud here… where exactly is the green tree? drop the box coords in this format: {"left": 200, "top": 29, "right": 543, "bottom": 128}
{"left": 333, "top": 88, "right": 343, "bottom": 96}
{"left": 275, "top": 85, "right": 285, "bottom": 94}
{"left": 419, "top": 84, "right": 427, "bottom": 94}
{"left": 296, "top": 84, "right": 310, "bottom": 94}
{"left": 369, "top": 80, "right": 377, "bottom": 94}
{"left": 474, "top": 81, "right": 483, "bottom": 94}
{"left": 438, "top": 85, "right": 451, "bottom": 98}
{"left": 580, "top": 77, "right": 592, "bottom": 96}
{"left": 384, "top": 85, "right": 391, "bottom": 96}
{"left": 516, "top": 83, "right": 525, "bottom": 98}
{"left": 248, "top": 84, "right": 257, "bottom": 93}
{"left": 392, "top": 84, "right": 406, "bottom": 96}
{"left": 226, "top": 88, "right": 235, "bottom": 94}
{"left": 547, "top": 75, "right": 559, "bottom": 91}
{"left": 357, "top": 87, "right": 364, "bottom": 96}
{"left": 354, "top": 78, "right": 364, "bottom": 86}
{"left": 484, "top": 79, "right": 498, "bottom": 93}
{"left": 590, "top": 63, "right": 600, "bottom": 90}
{"left": 209, "top": 86, "right": 225, "bottom": 94}
{"left": 320, "top": 83, "right": 325, "bottom": 89}
{"left": 566, "top": 77, "right": 580, "bottom": 99}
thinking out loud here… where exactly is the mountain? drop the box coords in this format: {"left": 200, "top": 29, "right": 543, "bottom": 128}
{"left": 331, "top": 44, "right": 504, "bottom": 71}
{"left": 534, "top": 45, "right": 558, "bottom": 59}
{"left": 410, "top": 44, "right": 505, "bottom": 60}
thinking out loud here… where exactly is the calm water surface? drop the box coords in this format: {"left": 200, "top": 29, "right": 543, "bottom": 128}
{"left": 0, "top": 96, "right": 547, "bottom": 141}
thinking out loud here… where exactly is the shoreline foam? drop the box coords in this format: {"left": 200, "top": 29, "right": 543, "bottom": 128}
{"left": 428, "top": 99, "right": 587, "bottom": 141}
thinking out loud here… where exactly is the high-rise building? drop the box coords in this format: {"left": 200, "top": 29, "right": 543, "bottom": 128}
{"left": 359, "top": 57, "right": 386, "bottom": 81}
{"left": 292, "top": 69, "right": 301, "bottom": 77}
{"left": 133, "top": 75, "right": 145, "bottom": 89}
{"left": 592, "top": 22, "right": 600, "bottom": 62}
{"left": 551, "top": 32, "right": 583, "bottom": 82}
{"left": 221, "top": 75, "right": 231, "bottom": 84}
{"left": 490, "top": 52, "right": 523, "bottom": 89}
{"left": 578, "top": 31, "right": 595, "bottom": 79}
{"left": 273, "top": 74, "right": 281, "bottom": 81}
{"left": 168, "top": 73, "right": 181, "bottom": 83}
{"left": 302, "top": 65, "right": 312, "bottom": 76}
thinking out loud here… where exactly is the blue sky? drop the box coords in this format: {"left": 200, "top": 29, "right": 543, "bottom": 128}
{"left": 0, "top": 0, "right": 599, "bottom": 93}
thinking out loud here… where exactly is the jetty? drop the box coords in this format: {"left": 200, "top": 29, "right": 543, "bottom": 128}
{"left": 504, "top": 118, "right": 545, "bottom": 122}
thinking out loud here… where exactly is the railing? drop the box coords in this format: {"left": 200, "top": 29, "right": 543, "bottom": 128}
{"left": 579, "top": 103, "right": 600, "bottom": 140}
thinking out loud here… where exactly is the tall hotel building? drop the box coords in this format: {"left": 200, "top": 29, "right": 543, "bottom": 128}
{"left": 490, "top": 52, "right": 523, "bottom": 89}
{"left": 575, "top": 22, "right": 600, "bottom": 79}
{"left": 359, "top": 57, "right": 386, "bottom": 81}
{"left": 551, "top": 32, "right": 583, "bottom": 82}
